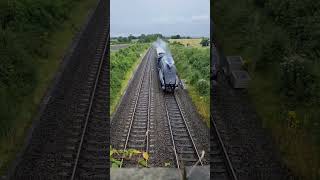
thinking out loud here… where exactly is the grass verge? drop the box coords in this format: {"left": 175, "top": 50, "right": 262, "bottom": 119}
{"left": 110, "top": 44, "right": 149, "bottom": 115}
{"left": 0, "top": 0, "right": 98, "bottom": 175}
{"left": 170, "top": 43, "right": 210, "bottom": 126}
{"left": 187, "top": 86, "right": 210, "bottom": 126}
{"left": 248, "top": 70, "right": 320, "bottom": 178}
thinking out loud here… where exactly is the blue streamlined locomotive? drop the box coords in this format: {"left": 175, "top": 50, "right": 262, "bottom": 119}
{"left": 156, "top": 47, "right": 178, "bottom": 92}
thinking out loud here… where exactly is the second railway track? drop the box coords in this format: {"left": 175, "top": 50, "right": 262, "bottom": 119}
{"left": 60, "top": 18, "right": 109, "bottom": 180}
{"left": 211, "top": 39, "right": 238, "bottom": 180}
{"left": 210, "top": 117, "right": 238, "bottom": 180}
{"left": 119, "top": 49, "right": 155, "bottom": 167}
{"left": 164, "top": 93, "right": 203, "bottom": 168}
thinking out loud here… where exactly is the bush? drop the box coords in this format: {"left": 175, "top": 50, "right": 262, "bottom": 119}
{"left": 279, "top": 55, "right": 317, "bottom": 101}
{"left": 171, "top": 44, "right": 210, "bottom": 96}
{"left": 110, "top": 44, "right": 148, "bottom": 107}
{"left": 190, "top": 72, "right": 200, "bottom": 85}
{"left": 200, "top": 38, "right": 209, "bottom": 47}
{"left": 196, "top": 79, "right": 209, "bottom": 96}
{"left": 0, "top": 0, "right": 80, "bottom": 135}
{"left": 170, "top": 44, "right": 210, "bottom": 123}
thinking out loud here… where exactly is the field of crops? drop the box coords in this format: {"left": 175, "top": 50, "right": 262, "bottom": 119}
{"left": 110, "top": 44, "right": 130, "bottom": 52}
{"left": 170, "top": 43, "right": 210, "bottom": 125}
{"left": 110, "top": 44, "right": 149, "bottom": 114}
{"left": 169, "top": 39, "right": 203, "bottom": 48}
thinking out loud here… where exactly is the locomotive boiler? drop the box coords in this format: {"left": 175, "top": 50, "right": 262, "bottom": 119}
{"left": 157, "top": 54, "right": 178, "bottom": 92}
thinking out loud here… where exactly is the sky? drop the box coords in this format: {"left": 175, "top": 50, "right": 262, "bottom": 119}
{"left": 111, "top": 0, "right": 210, "bottom": 37}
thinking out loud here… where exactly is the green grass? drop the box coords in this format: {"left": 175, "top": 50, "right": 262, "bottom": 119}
{"left": 0, "top": 0, "right": 98, "bottom": 174}
{"left": 170, "top": 44, "right": 210, "bottom": 126}
{"left": 110, "top": 44, "right": 149, "bottom": 115}
{"left": 248, "top": 69, "right": 320, "bottom": 178}
{"left": 187, "top": 86, "right": 210, "bottom": 126}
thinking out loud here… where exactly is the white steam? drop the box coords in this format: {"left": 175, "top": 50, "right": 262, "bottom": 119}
{"left": 152, "top": 38, "right": 172, "bottom": 56}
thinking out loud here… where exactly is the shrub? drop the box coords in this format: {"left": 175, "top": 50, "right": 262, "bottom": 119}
{"left": 110, "top": 44, "right": 148, "bottom": 107}
{"left": 190, "top": 72, "right": 200, "bottom": 85}
{"left": 196, "top": 79, "right": 209, "bottom": 96}
{"left": 279, "top": 55, "right": 317, "bottom": 101}
{"left": 171, "top": 45, "right": 210, "bottom": 96}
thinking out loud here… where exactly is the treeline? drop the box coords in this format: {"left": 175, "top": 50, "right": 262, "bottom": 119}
{"left": 256, "top": 0, "right": 320, "bottom": 101}
{"left": 111, "top": 34, "right": 195, "bottom": 44}
{"left": 0, "top": 0, "right": 79, "bottom": 133}
{"left": 170, "top": 34, "right": 191, "bottom": 39}
{"left": 255, "top": 0, "right": 320, "bottom": 58}
{"left": 111, "top": 34, "right": 165, "bottom": 44}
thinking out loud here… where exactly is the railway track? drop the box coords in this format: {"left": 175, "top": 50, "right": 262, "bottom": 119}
{"left": 211, "top": 39, "right": 238, "bottom": 180}
{"left": 119, "top": 49, "right": 154, "bottom": 167}
{"left": 10, "top": 0, "right": 109, "bottom": 179}
{"left": 210, "top": 117, "right": 238, "bottom": 180}
{"left": 111, "top": 47, "right": 209, "bottom": 169}
{"left": 60, "top": 16, "right": 109, "bottom": 179}
{"left": 164, "top": 93, "right": 203, "bottom": 168}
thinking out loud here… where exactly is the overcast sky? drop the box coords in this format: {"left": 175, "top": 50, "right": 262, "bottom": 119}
{"left": 111, "top": 0, "right": 210, "bottom": 37}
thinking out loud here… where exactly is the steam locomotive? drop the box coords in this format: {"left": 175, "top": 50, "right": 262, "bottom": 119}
{"left": 156, "top": 47, "right": 178, "bottom": 92}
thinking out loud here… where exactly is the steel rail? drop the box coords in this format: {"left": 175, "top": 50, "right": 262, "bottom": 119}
{"left": 174, "top": 94, "right": 203, "bottom": 166}
{"left": 120, "top": 49, "right": 151, "bottom": 167}
{"left": 164, "top": 95, "right": 180, "bottom": 168}
{"left": 70, "top": 33, "right": 109, "bottom": 180}
{"left": 146, "top": 55, "right": 152, "bottom": 161}
{"left": 164, "top": 93, "right": 203, "bottom": 168}
{"left": 211, "top": 118, "right": 238, "bottom": 180}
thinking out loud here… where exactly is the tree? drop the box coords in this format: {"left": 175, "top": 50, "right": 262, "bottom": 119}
{"left": 128, "top": 34, "right": 136, "bottom": 41}
{"left": 117, "top": 36, "right": 130, "bottom": 43}
{"left": 200, "top": 38, "right": 209, "bottom": 46}
{"left": 171, "top": 35, "right": 181, "bottom": 39}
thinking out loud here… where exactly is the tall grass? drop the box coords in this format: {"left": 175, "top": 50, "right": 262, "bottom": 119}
{"left": 110, "top": 44, "right": 149, "bottom": 114}
{"left": 170, "top": 43, "right": 210, "bottom": 126}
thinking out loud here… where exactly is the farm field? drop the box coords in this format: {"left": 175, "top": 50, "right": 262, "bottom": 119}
{"left": 169, "top": 38, "right": 204, "bottom": 48}
{"left": 111, "top": 44, "right": 130, "bottom": 52}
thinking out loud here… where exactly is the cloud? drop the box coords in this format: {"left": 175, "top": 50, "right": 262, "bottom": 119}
{"left": 111, "top": 0, "right": 209, "bottom": 36}
{"left": 191, "top": 15, "right": 209, "bottom": 22}
{"left": 151, "top": 15, "right": 209, "bottom": 25}
{"left": 151, "top": 16, "right": 189, "bottom": 24}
